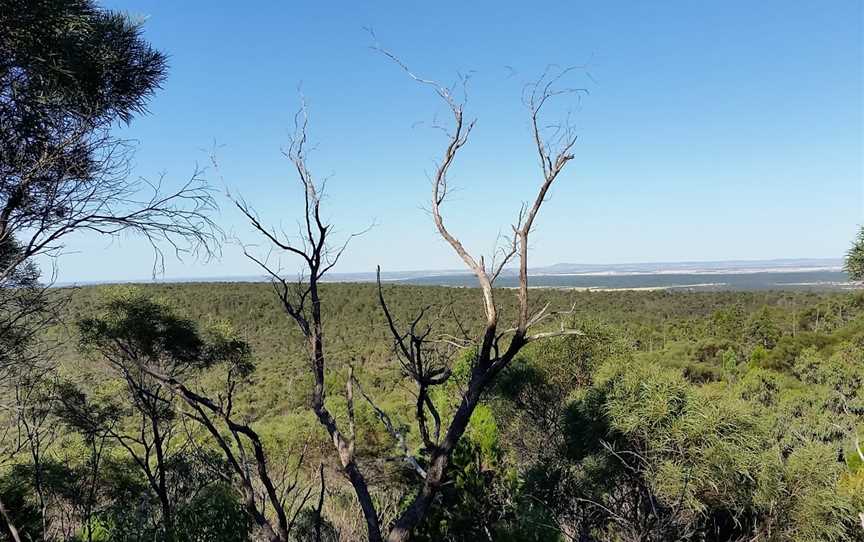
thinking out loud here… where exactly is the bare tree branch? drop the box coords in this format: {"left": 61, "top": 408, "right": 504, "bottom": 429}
{"left": 373, "top": 43, "right": 585, "bottom": 542}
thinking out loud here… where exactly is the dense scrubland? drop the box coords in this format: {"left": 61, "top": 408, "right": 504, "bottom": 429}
{"left": 3, "top": 283, "right": 863, "bottom": 541}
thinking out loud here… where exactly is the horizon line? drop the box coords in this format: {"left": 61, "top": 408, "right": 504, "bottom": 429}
{"left": 53, "top": 256, "right": 845, "bottom": 287}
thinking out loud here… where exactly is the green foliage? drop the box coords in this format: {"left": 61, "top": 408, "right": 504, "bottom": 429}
{"left": 779, "top": 443, "right": 855, "bottom": 542}
{"left": 0, "top": 0, "right": 170, "bottom": 272}
{"left": 492, "top": 293, "right": 864, "bottom": 541}
{"left": 57, "top": 290, "right": 258, "bottom": 541}
{"left": 711, "top": 304, "right": 746, "bottom": 339}
{"left": 720, "top": 348, "right": 738, "bottom": 372}
{"left": 746, "top": 307, "right": 781, "bottom": 349}
{"left": 10, "top": 282, "right": 864, "bottom": 541}
{"left": 845, "top": 226, "right": 864, "bottom": 282}
{"left": 289, "top": 508, "right": 339, "bottom": 542}
{"left": 175, "top": 484, "right": 252, "bottom": 542}
{"left": 750, "top": 344, "right": 769, "bottom": 366}
{"left": 0, "top": 467, "right": 43, "bottom": 540}
{"left": 414, "top": 404, "right": 560, "bottom": 542}
{"left": 75, "top": 517, "right": 110, "bottom": 542}
{"left": 79, "top": 288, "right": 211, "bottom": 374}
{"left": 765, "top": 332, "right": 832, "bottom": 370}
{"left": 0, "top": 0, "right": 166, "bottom": 124}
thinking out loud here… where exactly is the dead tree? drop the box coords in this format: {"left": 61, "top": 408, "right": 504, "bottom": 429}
{"left": 239, "top": 50, "right": 585, "bottom": 540}
{"left": 372, "top": 50, "right": 585, "bottom": 542}
{"left": 234, "top": 101, "right": 382, "bottom": 539}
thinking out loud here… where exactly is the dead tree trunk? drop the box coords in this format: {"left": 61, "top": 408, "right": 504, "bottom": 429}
{"left": 373, "top": 48, "right": 585, "bottom": 542}
{"left": 238, "top": 51, "right": 586, "bottom": 541}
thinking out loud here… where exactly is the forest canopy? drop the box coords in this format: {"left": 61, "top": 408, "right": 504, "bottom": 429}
{"left": 3, "top": 283, "right": 863, "bottom": 541}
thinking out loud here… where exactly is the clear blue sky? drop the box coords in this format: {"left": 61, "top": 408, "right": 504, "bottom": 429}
{"left": 49, "top": 0, "right": 863, "bottom": 282}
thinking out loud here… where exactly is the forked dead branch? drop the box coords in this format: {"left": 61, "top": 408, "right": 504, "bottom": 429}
{"left": 235, "top": 43, "right": 587, "bottom": 541}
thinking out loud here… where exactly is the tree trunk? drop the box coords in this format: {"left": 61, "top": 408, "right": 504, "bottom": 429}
{"left": 151, "top": 421, "right": 175, "bottom": 542}
{"left": 387, "top": 384, "right": 482, "bottom": 542}
{"left": 0, "top": 496, "right": 23, "bottom": 542}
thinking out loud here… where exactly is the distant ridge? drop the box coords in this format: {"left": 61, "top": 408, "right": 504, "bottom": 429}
{"left": 528, "top": 258, "right": 843, "bottom": 276}
{"left": 328, "top": 258, "right": 843, "bottom": 282}
{"left": 57, "top": 258, "right": 845, "bottom": 288}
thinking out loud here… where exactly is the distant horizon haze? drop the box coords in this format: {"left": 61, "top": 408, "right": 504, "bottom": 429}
{"left": 54, "top": 256, "right": 846, "bottom": 287}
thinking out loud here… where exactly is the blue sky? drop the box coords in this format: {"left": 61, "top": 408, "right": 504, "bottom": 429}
{"left": 49, "top": 1, "right": 863, "bottom": 282}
